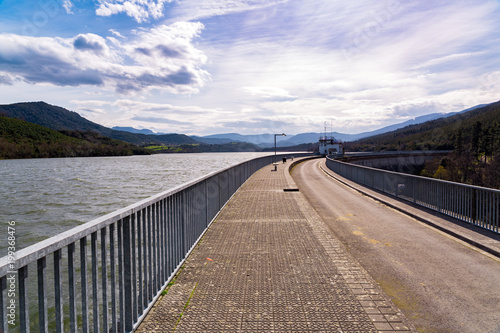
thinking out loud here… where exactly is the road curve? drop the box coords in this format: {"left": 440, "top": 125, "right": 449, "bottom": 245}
{"left": 292, "top": 158, "right": 500, "bottom": 333}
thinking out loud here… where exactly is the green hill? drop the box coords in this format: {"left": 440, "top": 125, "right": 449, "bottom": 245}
{"left": 345, "top": 100, "right": 500, "bottom": 188}
{"left": 345, "top": 100, "right": 500, "bottom": 152}
{"left": 0, "top": 101, "right": 198, "bottom": 146}
{"left": 0, "top": 116, "right": 149, "bottom": 159}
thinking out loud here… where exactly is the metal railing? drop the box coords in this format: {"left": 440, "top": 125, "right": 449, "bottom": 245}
{"left": 326, "top": 156, "right": 500, "bottom": 234}
{"left": 0, "top": 153, "right": 310, "bottom": 332}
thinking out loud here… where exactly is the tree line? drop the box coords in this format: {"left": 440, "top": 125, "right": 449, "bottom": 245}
{"left": 421, "top": 120, "right": 500, "bottom": 189}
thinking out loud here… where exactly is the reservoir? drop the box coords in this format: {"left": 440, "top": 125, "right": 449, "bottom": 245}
{"left": 0, "top": 152, "right": 273, "bottom": 256}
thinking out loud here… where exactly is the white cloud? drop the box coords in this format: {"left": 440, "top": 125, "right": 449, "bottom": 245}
{"left": 168, "top": 0, "right": 289, "bottom": 22}
{"left": 112, "top": 99, "right": 217, "bottom": 116}
{"left": 63, "top": 0, "right": 74, "bottom": 14}
{"left": 0, "top": 73, "right": 14, "bottom": 85}
{"left": 96, "top": 0, "right": 173, "bottom": 23}
{"left": 413, "top": 52, "right": 484, "bottom": 70}
{"left": 242, "top": 86, "right": 295, "bottom": 99}
{"left": 71, "top": 99, "right": 228, "bottom": 133}
{"left": 0, "top": 22, "right": 209, "bottom": 94}
{"left": 109, "top": 29, "right": 126, "bottom": 39}
{"left": 359, "top": 1, "right": 497, "bottom": 69}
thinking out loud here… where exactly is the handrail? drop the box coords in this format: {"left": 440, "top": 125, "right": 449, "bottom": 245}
{"left": 0, "top": 152, "right": 311, "bottom": 332}
{"left": 343, "top": 150, "right": 452, "bottom": 156}
{"left": 326, "top": 156, "right": 500, "bottom": 235}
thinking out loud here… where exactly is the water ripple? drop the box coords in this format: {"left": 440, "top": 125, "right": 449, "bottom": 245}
{"left": 0, "top": 152, "right": 271, "bottom": 256}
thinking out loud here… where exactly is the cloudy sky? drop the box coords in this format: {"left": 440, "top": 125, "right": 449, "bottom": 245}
{"left": 0, "top": 0, "right": 499, "bottom": 136}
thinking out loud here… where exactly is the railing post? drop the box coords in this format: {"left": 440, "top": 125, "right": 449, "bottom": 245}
{"left": 412, "top": 177, "right": 416, "bottom": 204}
{"left": 168, "top": 196, "right": 175, "bottom": 275}
{"left": 472, "top": 189, "right": 477, "bottom": 225}
{"left": 91, "top": 232, "right": 100, "bottom": 333}
{"left": 164, "top": 198, "right": 170, "bottom": 277}
{"left": 68, "top": 242, "right": 77, "bottom": 333}
{"left": 137, "top": 210, "right": 144, "bottom": 314}
{"left": 437, "top": 182, "right": 441, "bottom": 212}
{"left": 154, "top": 202, "right": 160, "bottom": 292}
{"left": 147, "top": 206, "right": 153, "bottom": 302}
{"left": 117, "top": 219, "right": 125, "bottom": 333}
{"left": 151, "top": 204, "right": 157, "bottom": 295}
{"left": 131, "top": 213, "right": 138, "bottom": 323}
{"left": 204, "top": 180, "right": 209, "bottom": 228}
{"left": 158, "top": 202, "right": 164, "bottom": 292}
{"left": 182, "top": 191, "right": 187, "bottom": 257}
{"left": 123, "top": 215, "right": 133, "bottom": 332}
{"left": 109, "top": 223, "right": 117, "bottom": 333}
{"left": 496, "top": 193, "right": 500, "bottom": 233}
{"left": 141, "top": 209, "right": 148, "bottom": 310}
{"left": 0, "top": 276, "right": 5, "bottom": 333}
{"left": 100, "top": 228, "right": 108, "bottom": 333}
{"left": 38, "top": 257, "right": 48, "bottom": 333}
{"left": 80, "top": 237, "right": 89, "bottom": 333}
{"left": 54, "top": 249, "right": 64, "bottom": 333}
{"left": 19, "top": 265, "right": 29, "bottom": 333}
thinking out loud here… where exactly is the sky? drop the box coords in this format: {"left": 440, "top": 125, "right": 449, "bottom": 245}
{"left": 0, "top": 0, "right": 499, "bottom": 136}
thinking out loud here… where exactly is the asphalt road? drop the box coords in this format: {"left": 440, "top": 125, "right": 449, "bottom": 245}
{"left": 292, "top": 159, "right": 500, "bottom": 333}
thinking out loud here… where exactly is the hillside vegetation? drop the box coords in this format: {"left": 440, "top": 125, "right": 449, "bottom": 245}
{"left": 145, "top": 142, "right": 263, "bottom": 153}
{"left": 0, "top": 102, "right": 198, "bottom": 146}
{"left": 345, "top": 101, "right": 500, "bottom": 189}
{"left": 0, "top": 116, "right": 149, "bottom": 159}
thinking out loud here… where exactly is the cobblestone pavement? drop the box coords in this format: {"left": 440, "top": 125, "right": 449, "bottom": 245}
{"left": 137, "top": 160, "right": 415, "bottom": 332}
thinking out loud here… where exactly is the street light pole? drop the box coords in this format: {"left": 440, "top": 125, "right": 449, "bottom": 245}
{"left": 274, "top": 133, "right": 286, "bottom": 164}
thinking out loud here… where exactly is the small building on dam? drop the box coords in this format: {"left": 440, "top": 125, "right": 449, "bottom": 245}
{"left": 319, "top": 136, "right": 344, "bottom": 156}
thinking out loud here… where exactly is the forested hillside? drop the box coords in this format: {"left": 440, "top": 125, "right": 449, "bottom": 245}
{"left": 0, "top": 102, "right": 198, "bottom": 146}
{"left": 346, "top": 101, "right": 500, "bottom": 152}
{"left": 345, "top": 101, "right": 500, "bottom": 189}
{"left": 0, "top": 116, "right": 149, "bottom": 159}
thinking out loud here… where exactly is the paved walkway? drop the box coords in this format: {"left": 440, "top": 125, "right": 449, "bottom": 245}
{"left": 137, "top": 159, "right": 415, "bottom": 332}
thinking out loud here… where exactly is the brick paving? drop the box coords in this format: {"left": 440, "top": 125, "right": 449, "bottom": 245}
{"left": 137, "top": 160, "right": 415, "bottom": 332}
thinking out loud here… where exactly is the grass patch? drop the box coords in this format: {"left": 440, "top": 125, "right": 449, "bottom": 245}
{"left": 159, "top": 265, "right": 186, "bottom": 296}
{"left": 173, "top": 283, "right": 198, "bottom": 330}
{"left": 145, "top": 145, "right": 166, "bottom": 151}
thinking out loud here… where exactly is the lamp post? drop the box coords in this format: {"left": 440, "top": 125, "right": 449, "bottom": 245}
{"left": 274, "top": 133, "right": 286, "bottom": 163}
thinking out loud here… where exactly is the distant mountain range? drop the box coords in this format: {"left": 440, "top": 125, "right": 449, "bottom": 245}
{"left": 347, "top": 104, "right": 487, "bottom": 139}
{"left": 192, "top": 133, "right": 290, "bottom": 147}
{"left": 0, "top": 101, "right": 490, "bottom": 149}
{"left": 191, "top": 104, "right": 486, "bottom": 147}
{"left": 112, "top": 126, "right": 166, "bottom": 135}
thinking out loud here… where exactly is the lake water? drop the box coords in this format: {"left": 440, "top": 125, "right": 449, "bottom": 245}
{"left": 0, "top": 152, "right": 273, "bottom": 256}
